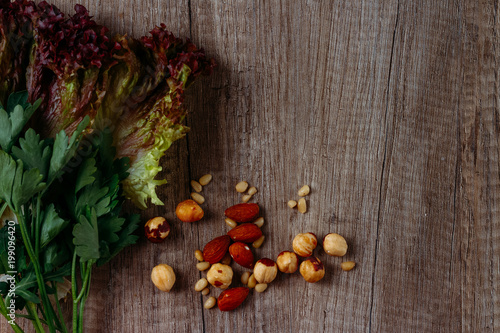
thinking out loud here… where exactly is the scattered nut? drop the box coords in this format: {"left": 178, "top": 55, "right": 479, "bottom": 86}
{"left": 298, "top": 185, "right": 311, "bottom": 197}
{"left": 253, "top": 258, "right": 278, "bottom": 284}
{"left": 204, "top": 296, "right": 217, "bottom": 309}
{"left": 252, "top": 235, "right": 265, "bottom": 249}
{"left": 287, "top": 200, "right": 297, "bottom": 208}
{"left": 247, "top": 274, "right": 257, "bottom": 289}
{"left": 255, "top": 283, "right": 268, "bottom": 293}
{"left": 341, "top": 261, "right": 356, "bottom": 271}
{"left": 191, "top": 180, "right": 203, "bottom": 193}
{"left": 276, "top": 251, "right": 299, "bottom": 274}
{"left": 236, "top": 181, "right": 249, "bottom": 193}
{"left": 196, "top": 261, "right": 211, "bottom": 271}
{"left": 195, "top": 278, "right": 209, "bottom": 292}
{"left": 253, "top": 217, "right": 264, "bottom": 228}
{"left": 300, "top": 257, "right": 325, "bottom": 283}
{"left": 144, "top": 217, "right": 170, "bottom": 243}
{"left": 247, "top": 186, "right": 257, "bottom": 195}
{"left": 176, "top": 199, "right": 204, "bottom": 222}
{"left": 199, "top": 174, "right": 213, "bottom": 186}
{"left": 151, "top": 264, "right": 176, "bottom": 292}
{"left": 191, "top": 192, "right": 205, "bottom": 205}
{"left": 201, "top": 287, "right": 210, "bottom": 296}
{"left": 225, "top": 217, "right": 237, "bottom": 229}
{"left": 323, "top": 233, "right": 348, "bottom": 257}
{"left": 293, "top": 232, "right": 318, "bottom": 257}
{"left": 207, "top": 263, "right": 233, "bottom": 289}
{"left": 241, "top": 271, "right": 251, "bottom": 285}
{"left": 241, "top": 194, "right": 252, "bottom": 203}
{"left": 195, "top": 250, "right": 204, "bottom": 262}
{"left": 297, "top": 198, "right": 307, "bottom": 213}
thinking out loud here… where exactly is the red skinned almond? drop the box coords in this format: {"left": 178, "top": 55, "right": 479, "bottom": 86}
{"left": 203, "top": 235, "right": 231, "bottom": 264}
{"left": 224, "top": 203, "right": 259, "bottom": 223}
{"left": 227, "top": 223, "right": 262, "bottom": 243}
{"left": 229, "top": 242, "right": 254, "bottom": 269}
{"left": 218, "top": 287, "right": 250, "bottom": 311}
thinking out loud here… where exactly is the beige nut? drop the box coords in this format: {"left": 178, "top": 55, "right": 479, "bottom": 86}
{"left": 253, "top": 258, "right": 278, "bottom": 284}
{"left": 199, "top": 174, "right": 213, "bottom": 186}
{"left": 195, "top": 278, "right": 209, "bottom": 292}
{"left": 299, "top": 257, "right": 325, "bottom": 283}
{"left": 151, "top": 264, "right": 176, "bottom": 292}
{"left": 241, "top": 271, "right": 251, "bottom": 285}
{"left": 255, "top": 283, "right": 268, "bottom": 293}
{"left": 298, "top": 185, "right": 310, "bottom": 197}
{"left": 236, "top": 181, "right": 249, "bottom": 193}
{"left": 323, "top": 233, "right": 348, "bottom": 257}
{"left": 341, "top": 261, "right": 356, "bottom": 271}
{"left": 247, "top": 274, "right": 257, "bottom": 288}
{"left": 194, "top": 250, "right": 204, "bottom": 262}
{"left": 276, "top": 251, "right": 299, "bottom": 274}
{"left": 206, "top": 263, "right": 233, "bottom": 289}
{"left": 204, "top": 296, "right": 217, "bottom": 309}
{"left": 292, "top": 232, "right": 318, "bottom": 257}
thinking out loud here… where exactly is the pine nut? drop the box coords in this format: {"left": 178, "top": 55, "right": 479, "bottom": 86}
{"left": 298, "top": 185, "right": 310, "bottom": 197}
{"left": 191, "top": 180, "right": 203, "bottom": 193}
{"left": 191, "top": 192, "right": 205, "bottom": 204}
{"left": 221, "top": 252, "right": 232, "bottom": 265}
{"left": 201, "top": 287, "right": 210, "bottom": 296}
{"left": 247, "top": 186, "right": 257, "bottom": 195}
{"left": 287, "top": 200, "right": 297, "bottom": 208}
{"left": 241, "top": 271, "right": 251, "bottom": 285}
{"left": 241, "top": 194, "right": 252, "bottom": 203}
{"left": 204, "top": 296, "right": 217, "bottom": 309}
{"left": 247, "top": 274, "right": 257, "bottom": 288}
{"left": 235, "top": 181, "right": 249, "bottom": 193}
{"left": 195, "top": 250, "right": 204, "bottom": 262}
{"left": 199, "top": 174, "right": 212, "bottom": 186}
{"left": 252, "top": 235, "right": 265, "bottom": 249}
{"left": 195, "top": 278, "right": 208, "bottom": 291}
{"left": 255, "top": 283, "right": 268, "bottom": 293}
{"left": 196, "top": 261, "right": 211, "bottom": 271}
{"left": 341, "top": 261, "right": 356, "bottom": 271}
{"left": 253, "top": 217, "right": 264, "bottom": 228}
{"left": 225, "top": 218, "right": 237, "bottom": 229}
{"left": 297, "top": 198, "right": 307, "bottom": 213}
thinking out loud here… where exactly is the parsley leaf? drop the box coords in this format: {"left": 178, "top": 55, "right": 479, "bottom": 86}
{"left": 73, "top": 208, "right": 100, "bottom": 262}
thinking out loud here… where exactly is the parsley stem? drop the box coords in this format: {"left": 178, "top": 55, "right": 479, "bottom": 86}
{"left": 71, "top": 251, "right": 78, "bottom": 332}
{"left": 51, "top": 282, "right": 69, "bottom": 333}
{"left": 0, "top": 296, "right": 24, "bottom": 333}
{"left": 26, "top": 302, "right": 45, "bottom": 333}
{"left": 34, "top": 196, "right": 41, "bottom": 258}
{"left": 0, "top": 201, "right": 7, "bottom": 217}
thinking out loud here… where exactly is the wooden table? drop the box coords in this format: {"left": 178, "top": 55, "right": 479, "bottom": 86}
{"left": 2, "top": 0, "right": 499, "bottom": 332}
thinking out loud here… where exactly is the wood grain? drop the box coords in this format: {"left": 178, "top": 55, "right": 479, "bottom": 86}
{"left": 1, "top": 0, "right": 499, "bottom": 332}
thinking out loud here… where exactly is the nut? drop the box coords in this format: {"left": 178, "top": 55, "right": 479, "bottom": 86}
{"left": 194, "top": 278, "right": 208, "bottom": 292}
{"left": 194, "top": 250, "right": 204, "bottom": 262}
{"left": 297, "top": 198, "right": 307, "bottom": 213}
{"left": 144, "top": 217, "right": 170, "bottom": 243}
{"left": 252, "top": 235, "right": 265, "bottom": 248}
{"left": 201, "top": 287, "right": 210, "bottom": 296}
{"left": 151, "top": 264, "right": 175, "bottom": 292}
{"left": 176, "top": 199, "right": 204, "bottom": 222}
{"left": 247, "top": 274, "right": 257, "bottom": 288}
{"left": 229, "top": 242, "right": 254, "bottom": 268}
{"left": 224, "top": 203, "right": 260, "bottom": 223}
{"left": 235, "top": 181, "right": 249, "bottom": 193}
{"left": 323, "top": 233, "right": 348, "bottom": 256}
{"left": 207, "top": 263, "right": 233, "bottom": 289}
{"left": 190, "top": 192, "right": 205, "bottom": 205}
{"left": 203, "top": 235, "right": 231, "bottom": 264}
{"left": 276, "top": 251, "right": 299, "bottom": 273}
{"left": 199, "top": 174, "right": 213, "bottom": 186}
{"left": 287, "top": 200, "right": 297, "bottom": 208}
{"left": 191, "top": 180, "right": 203, "bottom": 193}
{"left": 240, "top": 271, "right": 251, "bottom": 285}
{"left": 255, "top": 283, "right": 268, "bottom": 293}
{"left": 298, "top": 185, "right": 311, "bottom": 197}
{"left": 204, "top": 296, "right": 217, "bottom": 309}
{"left": 253, "top": 217, "right": 264, "bottom": 228}
{"left": 241, "top": 194, "right": 252, "bottom": 203}
{"left": 293, "top": 232, "right": 318, "bottom": 257}
{"left": 253, "top": 258, "right": 278, "bottom": 284}
{"left": 228, "top": 223, "right": 263, "bottom": 243}
{"left": 225, "top": 217, "right": 237, "bottom": 229}
{"left": 247, "top": 186, "right": 257, "bottom": 195}
{"left": 196, "top": 261, "right": 211, "bottom": 271}
{"left": 217, "top": 287, "right": 250, "bottom": 311}
{"left": 299, "top": 257, "right": 325, "bottom": 283}
{"left": 341, "top": 261, "right": 356, "bottom": 271}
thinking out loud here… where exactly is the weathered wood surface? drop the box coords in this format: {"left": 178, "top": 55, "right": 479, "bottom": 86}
{"left": 2, "top": 0, "right": 499, "bottom": 332}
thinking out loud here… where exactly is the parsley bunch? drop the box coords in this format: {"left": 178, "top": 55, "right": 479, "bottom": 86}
{"left": 0, "top": 92, "right": 140, "bottom": 333}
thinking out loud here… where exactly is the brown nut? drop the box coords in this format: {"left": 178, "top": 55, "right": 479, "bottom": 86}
{"left": 276, "top": 251, "right": 299, "bottom": 274}
{"left": 299, "top": 257, "right": 325, "bottom": 283}
{"left": 292, "top": 232, "right": 318, "bottom": 257}
{"left": 207, "top": 263, "right": 233, "bottom": 289}
{"left": 253, "top": 258, "right": 278, "bottom": 284}
{"left": 144, "top": 217, "right": 170, "bottom": 243}
{"left": 175, "top": 199, "right": 204, "bottom": 222}
{"left": 323, "top": 233, "right": 348, "bottom": 256}
{"left": 151, "top": 264, "right": 176, "bottom": 292}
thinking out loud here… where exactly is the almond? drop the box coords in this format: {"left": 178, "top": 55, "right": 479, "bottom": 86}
{"left": 217, "top": 287, "right": 250, "bottom": 311}
{"left": 227, "top": 223, "right": 262, "bottom": 243}
{"left": 224, "top": 203, "right": 259, "bottom": 223}
{"left": 229, "top": 242, "right": 255, "bottom": 269}
{"left": 203, "top": 235, "right": 231, "bottom": 264}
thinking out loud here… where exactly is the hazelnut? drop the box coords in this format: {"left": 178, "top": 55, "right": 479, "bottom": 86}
{"left": 253, "top": 258, "right": 278, "bottom": 284}
{"left": 323, "top": 233, "right": 348, "bottom": 256}
{"left": 299, "top": 257, "right": 325, "bottom": 283}
{"left": 151, "top": 264, "right": 176, "bottom": 292}
{"left": 175, "top": 199, "right": 204, "bottom": 222}
{"left": 207, "top": 263, "right": 233, "bottom": 289}
{"left": 292, "top": 232, "right": 318, "bottom": 257}
{"left": 144, "top": 217, "right": 170, "bottom": 243}
{"left": 276, "top": 251, "right": 299, "bottom": 273}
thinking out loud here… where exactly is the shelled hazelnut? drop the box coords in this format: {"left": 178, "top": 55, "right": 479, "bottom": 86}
{"left": 176, "top": 199, "right": 204, "bottom": 222}
{"left": 144, "top": 217, "right": 170, "bottom": 243}
{"left": 207, "top": 263, "right": 233, "bottom": 289}
{"left": 299, "top": 257, "right": 325, "bottom": 283}
{"left": 293, "top": 232, "right": 318, "bottom": 257}
{"left": 323, "top": 233, "right": 348, "bottom": 257}
{"left": 276, "top": 251, "right": 299, "bottom": 274}
{"left": 253, "top": 258, "right": 278, "bottom": 284}
{"left": 151, "top": 264, "right": 176, "bottom": 292}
